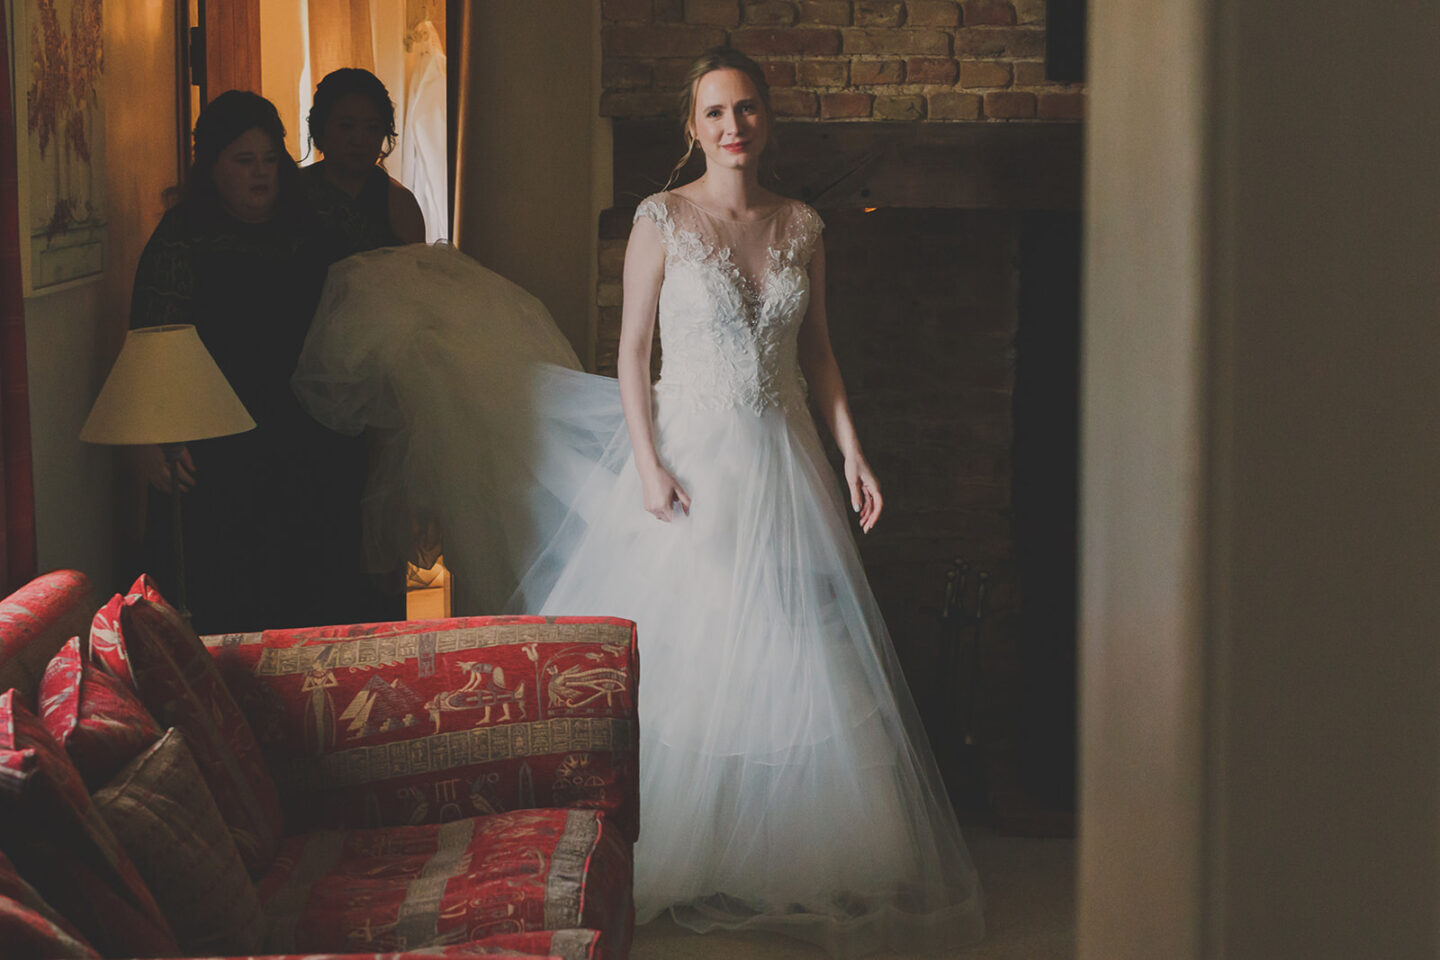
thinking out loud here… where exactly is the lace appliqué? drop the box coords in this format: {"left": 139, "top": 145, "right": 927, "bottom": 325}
{"left": 635, "top": 195, "right": 822, "bottom": 415}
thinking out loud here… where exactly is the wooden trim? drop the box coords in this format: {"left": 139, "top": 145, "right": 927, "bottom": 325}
{"left": 1079, "top": 0, "right": 1209, "bottom": 956}
{"left": 202, "top": 0, "right": 262, "bottom": 98}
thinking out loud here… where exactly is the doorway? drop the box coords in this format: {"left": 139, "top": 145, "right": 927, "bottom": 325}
{"left": 179, "top": 0, "right": 456, "bottom": 242}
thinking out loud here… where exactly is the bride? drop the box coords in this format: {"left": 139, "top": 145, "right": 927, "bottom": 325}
{"left": 295, "top": 46, "right": 983, "bottom": 957}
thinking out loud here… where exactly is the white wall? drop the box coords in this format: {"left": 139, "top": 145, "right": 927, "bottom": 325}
{"left": 1081, "top": 1, "right": 1440, "bottom": 957}
{"left": 453, "top": 1, "right": 611, "bottom": 368}
{"left": 22, "top": 0, "right": 179, "bottom": 594}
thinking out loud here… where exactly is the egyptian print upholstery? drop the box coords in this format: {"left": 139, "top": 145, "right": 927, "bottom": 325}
{"left": 204, "top": 616, "right": 640, "bottom": 843}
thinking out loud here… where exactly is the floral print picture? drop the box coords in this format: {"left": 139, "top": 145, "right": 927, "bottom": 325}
{"left": 15, "top": 0, "right": 106, "bottom": 294}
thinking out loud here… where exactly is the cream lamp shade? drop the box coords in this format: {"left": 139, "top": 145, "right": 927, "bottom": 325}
{"left": 80, "top": 324, "right": 256, "bottom": 445}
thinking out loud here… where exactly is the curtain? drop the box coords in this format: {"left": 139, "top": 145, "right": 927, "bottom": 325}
{"left": 0, "top": 8, "right": 38, "bottom": 591}
{"left": 306, "top": 0, "right": 375, "bottom": 80}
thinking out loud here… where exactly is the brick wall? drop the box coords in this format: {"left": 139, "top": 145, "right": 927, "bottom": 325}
{"left": 601, "top": 0, "right": 1084, "bottom": 122}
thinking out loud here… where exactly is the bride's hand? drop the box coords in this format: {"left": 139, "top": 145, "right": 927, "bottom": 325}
{"left": 845, "top": 455, "right": 883, "bottom": 533}
{"left": 640, "top": 465, "right": 691, "bottom": 522}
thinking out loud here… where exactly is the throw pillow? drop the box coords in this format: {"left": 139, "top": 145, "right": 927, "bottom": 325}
{"left": 0, "top": 847, "right": 100, "bottom": 959}
{"left": 39, "top": 637, "right": 164, "bottom": 789}
{"left": 0, "top": 690, "right": 178, "bottom": 957}
{"left": 93, "top": 727, "right": 266, "bottom": 954}
{"left": 90, "top": 574, "right": 283, "bottom": 876}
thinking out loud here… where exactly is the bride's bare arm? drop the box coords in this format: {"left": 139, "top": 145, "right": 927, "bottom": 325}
{"left": 618, "top": 215, "right": 691, "bottom": 520}
{"left": 797, "top": 240, "right": 884, "bottom": 532}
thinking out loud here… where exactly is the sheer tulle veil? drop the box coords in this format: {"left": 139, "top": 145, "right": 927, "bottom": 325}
{"left": 294, "top": 235, "right": 985, "bottom": 956}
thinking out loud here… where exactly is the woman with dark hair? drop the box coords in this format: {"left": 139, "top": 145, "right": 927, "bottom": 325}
{"left": 303, "top": 67, "right": 425, "bottom": 253}
{"left": 130, "top": 89, "right": 398, "bottom": 633}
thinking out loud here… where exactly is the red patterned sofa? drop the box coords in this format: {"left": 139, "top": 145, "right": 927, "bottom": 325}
{"left": 0, "top": 569, "right": 638, "bottom": 960}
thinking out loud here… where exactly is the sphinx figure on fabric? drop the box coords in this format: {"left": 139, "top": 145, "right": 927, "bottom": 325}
{"left": 292, "top": 192, "right": 984, "bottom": 956}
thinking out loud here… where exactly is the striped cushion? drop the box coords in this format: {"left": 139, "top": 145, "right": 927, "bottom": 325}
{"left": 0, "top": 846, "right": 99, "bottom": 959}
{"left": 93, "top": 728, "right": 265, "bottom": 954}
{"left": 258, "top": 809, "right": 630, "bottom": 960}
{"left": 0, "top": 690, "right": 177, "bottom": 957}
{"left": 90, "top": 574, "right": 284, "bottom": 877}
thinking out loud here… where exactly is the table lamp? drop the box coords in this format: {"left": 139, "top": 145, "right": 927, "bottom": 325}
{"left": 80, "top": 324, "right": 255, "bottom": 619}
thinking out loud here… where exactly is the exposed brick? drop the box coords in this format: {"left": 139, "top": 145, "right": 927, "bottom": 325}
{"left": 929, "top": 91, "right": 981, "bottom": 119}
{"left": 959, "top": 59, "right": 1011, "bottom": 87}
{"left": 982, "top": 89, "right": 1035, "bottom": 118}
{"left": 799, "top": 59, "right": 850, "bottom": 86}
{"left": 1012, "top": 0, "right": 1045, "bottom": 24}
{"left": 603, "top": 59, "right": 653, "bottom": 88}
{"left": 953, "top": 26, "right": 1045, "bottom": 57}
{"left": 1037, "top": 91, "right": 1085, "bottom": 120}
{"left": 851, "top": 58, "right": 905, "bottom": 84}
{"left": 906, "top": 56, "right": 957, "bottom": 84}
{"left": 599, "top": 241, "right": 628, "bottom": 279}
{"left": 874, "top": 94, "right": 926, "bottom": 120}
{"left": 798, "top": 0, "right": 852, "bottom": 23}
{"left": 744, "top": 1, "right": 799, "bottom": 25}
{"left": 821, "top": 90, "right": 875, "bottom": 118}
{"left": 732, "top": 26, "right": 843, "bottom": 55}
{"left": 962, "top": 0, "right": 1016, "bottom": 24}
{"left": 603, "top": 24, "right": 728, "bottom": 57}
{"left": 652, "top": 58, "right": 695, "bottom": 87}
{"left": 601, "top": 89, "right": 681, "bottom": 116}
{"left": 1012, "top": 60, "right": 1054, "bottom": 86}
{"left": 654, "top": 0, "right": 686, "bottom": 20}
{"left": 603, "top": 0, "right": 653, "bottom": 19}
{"left": 762, "top": 60, "right": 798, "bottom": 86}
{"left": 855, "top": 1, "right": 905, "bottom": 26}
{"left": 905, "top": 0, "right": 959, "bottom": 25}
{"left": 685, "top": 0, "right": 742, "bottom": 25}
{"left": 771, "top": 87, "right": 821, "bottom": 116}
{"left": 842, "top": 27, "right": 950, "bottom": 55}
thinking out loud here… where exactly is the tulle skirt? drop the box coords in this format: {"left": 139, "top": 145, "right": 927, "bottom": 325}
{"left": 294, "top": 244, "right": 984, "bottom": 956}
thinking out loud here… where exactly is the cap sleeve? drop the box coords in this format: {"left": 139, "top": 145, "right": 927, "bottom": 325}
{"left": 788, "top": 202, "right": 825, "bottom": 268}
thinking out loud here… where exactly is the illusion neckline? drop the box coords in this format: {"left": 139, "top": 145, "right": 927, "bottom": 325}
{"left": 668, "top": 191, "right": 787, "bottom": 224}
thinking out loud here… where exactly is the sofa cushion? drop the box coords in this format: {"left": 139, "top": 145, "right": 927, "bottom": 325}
{"left": 258, "top": 808, "right": 631, "bottom": 960}
{"left": 212, "top": 933, "right": 602, "bottom": 959}
{"left": 0, "top": 569, "right": 92, "bottom": 704}
{"left": 0, "top": 690, "right": 178, "bottom": 957}
{"left": 0, "top": 846, "right": 100, "bottom": 959}
{"left": 205, "top": 616, "right": 640, "bottom": 841}
{"left": 90, "top": 574, "right": 284, "bottom": 876}
{"left": 39, "top": 636, "right": 164, "bottom": 789}
{"left": 93, "top": 727, "right": 266, "bottom": 954}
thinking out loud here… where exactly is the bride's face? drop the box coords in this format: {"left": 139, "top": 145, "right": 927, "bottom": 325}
{"left": 689, "top": 68, "right": 769, "bottom": 172}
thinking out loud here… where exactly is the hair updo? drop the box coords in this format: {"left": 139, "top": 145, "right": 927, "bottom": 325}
{"left": 307, "top": 68, "right": 399, "bottom": 160}
{"left": 664, "top": 47, "right": 774, "bottom": 190}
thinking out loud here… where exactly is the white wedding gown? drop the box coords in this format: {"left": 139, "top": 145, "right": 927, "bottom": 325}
{"left": 294, "top": 192, "right": 984, "bottom": 955}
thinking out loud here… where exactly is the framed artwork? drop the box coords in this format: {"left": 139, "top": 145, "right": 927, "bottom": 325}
{"left": 10, "top": 0, "right": 106, "bottom": 296}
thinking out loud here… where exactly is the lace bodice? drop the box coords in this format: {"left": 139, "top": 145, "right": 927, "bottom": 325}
{"left": 635, "top": 192, "right": 824, "bottom": 414}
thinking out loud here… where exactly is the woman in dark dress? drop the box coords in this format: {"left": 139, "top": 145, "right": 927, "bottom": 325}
{"left": 130, "top": 90, "right": 399, "bottom": 633}
{"left": 302, "top": 68, "right": 425, "bottom": 254}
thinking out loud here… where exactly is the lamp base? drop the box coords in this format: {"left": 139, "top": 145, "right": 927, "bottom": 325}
{"left": 159, "top": 443, "right": 192, "bottom": 622}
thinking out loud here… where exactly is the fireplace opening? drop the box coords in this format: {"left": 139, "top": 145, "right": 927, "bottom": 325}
{"left": 604, "top": 120, "right": 1083, "bottom": 831}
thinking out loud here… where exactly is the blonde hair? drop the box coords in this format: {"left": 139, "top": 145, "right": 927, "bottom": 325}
{"left": 663, "top": 47, "right": 773, "bottom": 191}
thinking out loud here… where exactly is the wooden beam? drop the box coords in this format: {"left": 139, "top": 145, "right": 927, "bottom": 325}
{"left": 612, "top": 120, "right": 1084, "bottom": 212}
